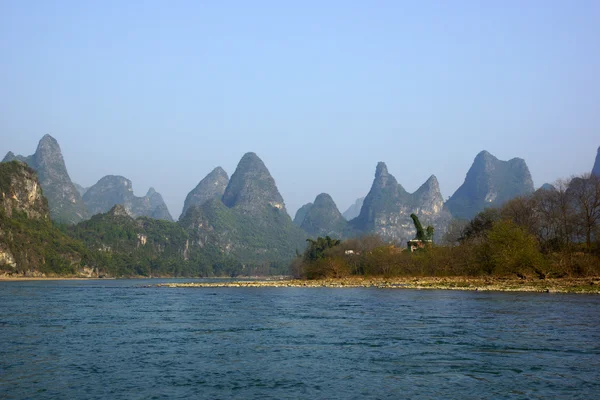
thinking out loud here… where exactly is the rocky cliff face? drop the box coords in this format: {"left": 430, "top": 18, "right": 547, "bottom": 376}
{"left": 181, "top": 152, "right": 306, "bottom": 264}
{"left": 0, "top": 161, "right": 88, "bottom": 276}
{"left": 445, "top": 150, "right": 534, "bottom": 220}
{"left": 2, "top": 135, "right": 88, "bottom": 224}
{"left": 592, "top": 146, "right": 600, "bottom": 177}
{"left": 351, "top": 162, "right": 450, "bottom": 243}
{"left": 180, "top": 167, "right": 229, "bottom": 220}
{"left": 0, "top": 161, "right": 49, "bottom": 273}
{"left": 342, "top": 197, "right": 365, "bottom": 220}
{"left": 83, "top": 176, "right": 173, "bottom": 221}
{"left": 297, "top": 193, "right": 353, "bottom": 238}
{"left": 0, "top": 161, "right": 49, "bottom": 220}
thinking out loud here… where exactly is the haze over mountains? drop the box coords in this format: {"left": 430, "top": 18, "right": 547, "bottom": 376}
{"left": 3, "top": 135, "right": 88, "bottom": 224}
{"left": 2, "top": 134, "right": 599, "bottom": 276}
{"left": 3, "top": 136, "right": 172, "bottom": 224}
{"left": 2, "top": 135, "right": 597, "bottom": 240}
{"left": 445, "top": 151, "right": 535, "bottom": 220}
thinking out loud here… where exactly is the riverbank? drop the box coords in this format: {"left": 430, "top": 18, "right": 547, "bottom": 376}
{"left": 0, "top": 276, "right": 116, "bottom": 281}
{"left": 158, "top": 276, "right": 600, "bottom": 293}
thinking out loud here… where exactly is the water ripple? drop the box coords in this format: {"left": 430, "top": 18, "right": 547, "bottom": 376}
{"left": 0, "top": 279, "right": 599, "bottom": 399}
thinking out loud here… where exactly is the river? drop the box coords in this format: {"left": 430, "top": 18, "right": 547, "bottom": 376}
{"left": 1, "top": 279, "right": 598, "bottom": 399}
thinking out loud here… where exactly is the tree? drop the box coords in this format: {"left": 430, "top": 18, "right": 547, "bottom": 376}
{"left": 481, "top": 220, "right": 545, "bottom": 277}
{"left": 410, "top": 214, "right": 434, "bottom": 241}
{"left": 501, "top": 196, "right": 539, "bottom": 236}
{"left": 441, "top": 219, "right": 468, "bottom": 246}
{"left": 460, "top": 208, "right": 500, "bottom": 242}
{"left": 569, "top": 174, "right": 600, "bottom": 250}
{"left": 304, "top": 236, "right": 341, "bottom": 262}
{"left": 552, "top": 178, "right": 576, "bottom": 251}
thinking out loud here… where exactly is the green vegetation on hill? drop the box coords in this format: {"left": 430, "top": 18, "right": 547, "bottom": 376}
{"left": 181, "top": 198, "right": 306, "bottom": 266}
{"left": 0, "top": 210, "right": 90, "bottom": 276}
{"left": 295, "top": 193, "right": 357, "bottom": 239}
{"left": 64, "top": 207, "right": 188, "bottom": 276}
{"left": 0, "top": 162, "right": 90, "bottom": 276}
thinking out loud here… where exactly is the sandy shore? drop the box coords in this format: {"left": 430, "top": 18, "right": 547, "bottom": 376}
{"left": 158, "top": 276, "right": 600, "bottom": 294}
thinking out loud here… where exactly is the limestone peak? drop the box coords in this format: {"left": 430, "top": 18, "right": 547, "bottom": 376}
{"left": 222, "top": 152, "right": 286, "bottom": 215}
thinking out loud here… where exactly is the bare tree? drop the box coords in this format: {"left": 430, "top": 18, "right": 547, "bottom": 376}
{"left": 551, "top": 177, "right": 577, "bottom": 250}
{"left": 531, "top": 188, "right": 563, "bottom": 250}
{"left": 569, "top": 173, "right": 600, "bottom": 250}
{"left": 501, "top": 196, "right": 539, "bottom": 235}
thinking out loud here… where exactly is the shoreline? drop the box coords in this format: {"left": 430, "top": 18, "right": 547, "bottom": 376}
{"left": 2, "top": 276, "right": 599, "bottom": 293}
{"left": 157, "top": 276, "right": 600, "bottom": 294}
{"left": 0, "top": 276, "right": 117, "bottom": 281}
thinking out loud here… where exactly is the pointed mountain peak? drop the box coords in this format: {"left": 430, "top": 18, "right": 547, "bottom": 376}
{"left": 233, "top": 152, "right": 267, "bottom": 173}
{"left": 40, "top": 134, "right": 58, "bottom": 145}
{"left": 34, "top": 134, "right": 64, "bottom": 160}
{"left": 446, "top": 150, "right": 534, "bottom": 220}
{"left": 371, "top": 161, "right": 398, "bottom": 189}
{"left": 1, "top": 135, "right": 87, "bottom": 224}
{"left": 475, "top": 150, "right": 493, "bottom": 159}
{"left": 300, "top": 193, "right": 349, "bottom": 237}
{"left": 414, "top": 175, "right": 441, "bottom": 197}
{"left": 293, "top": 202, "right": 313, "bottom": 225}
{"left": 146, "top": 187, "right": 157, "bottom": 196}
{"left": 180, "top": 166, "right": 230, "bottom": 220}
{"left": 35, "top": 135, "right": 63, "bottom": 163}
{"left": 314, "top": 193, "right": 336, "bottom": 207}
{"left": 423, "top": 174, "right": 439, "bottom": 187}
{"left": 222, "top": 152, "right": 286, "bottom": 215}
{"left": 375, "top": 162, "right": 389, "bottom": 178}
{"left": 473, "top": 150, "right": 498, "bottom": 166}
{"left": 208, "top": 166, "right": 228, "bottom": 179}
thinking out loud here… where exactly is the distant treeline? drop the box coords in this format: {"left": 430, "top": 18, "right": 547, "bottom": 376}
{"left": 291, "top": 173, "right": 600, "bottom": 279}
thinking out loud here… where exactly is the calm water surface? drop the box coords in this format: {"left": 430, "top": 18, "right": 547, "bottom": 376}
{"left": 0, "top": 279, "right": 599, "bottom": 399}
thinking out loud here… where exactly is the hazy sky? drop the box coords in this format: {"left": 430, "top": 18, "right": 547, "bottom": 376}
{"left": 1, "top": 1, "right": 599, "bottom": 218}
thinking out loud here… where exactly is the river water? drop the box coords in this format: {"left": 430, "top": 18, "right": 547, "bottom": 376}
{"left": 0, "top": 279, "right": 599, "bottom": 399}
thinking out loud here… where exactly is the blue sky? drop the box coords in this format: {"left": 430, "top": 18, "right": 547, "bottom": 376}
{"left": 1, "top": 0, "right": 599, "bottom": 218}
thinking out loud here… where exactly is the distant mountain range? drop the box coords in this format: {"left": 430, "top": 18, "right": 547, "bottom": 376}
{"left": 2, "top": 134, "right": 596, "bottom": 276}
{"left": 349, "top": 163, "right": 452, "bottom": 243}
{"left": 83, "top": 176, "right": 173, "bottom": 221}
{"left": 3, "top": 135, "right": 88, "bottom": 224}
{"left": 293, "top": 193, "right": 357, "bottom": 239}
{"left": 3, "top": 135, "right": 171, "bottom": 223}
{"left": 445, "top": 150, "right": 534, "bottom": 220}
{"left": 180, "top": 152, "right": 306, "bottom": 265}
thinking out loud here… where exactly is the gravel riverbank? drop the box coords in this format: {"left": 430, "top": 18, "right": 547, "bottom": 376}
{"left": 158, "top": 276, "right": 600, "bottom": 293}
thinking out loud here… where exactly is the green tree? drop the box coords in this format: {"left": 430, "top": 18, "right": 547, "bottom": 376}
{"left": 304, "top": 236, "right": 341, "bottom": 261}
{"left": 480, "top": 220, "right": 545, "bottom": 277}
